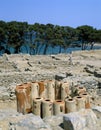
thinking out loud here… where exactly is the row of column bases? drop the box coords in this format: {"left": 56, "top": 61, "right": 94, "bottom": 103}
{"left": 15, "top": 80, "right": 91, "bottom": 118}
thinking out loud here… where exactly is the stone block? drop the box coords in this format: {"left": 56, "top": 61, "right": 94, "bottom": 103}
{"left": 63, "top": 109, "right": 97, "bottom": 130}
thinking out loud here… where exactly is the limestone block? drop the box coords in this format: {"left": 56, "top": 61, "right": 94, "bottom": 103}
{"left": 92, "top": 106, "right": 101, "bottom": 119}
{"left": 9, "top": 113, "right": 52, "bottom": 130}
{"left": 63, "top": 109, "right": 97, "bottom": 130}
{"left": 43, "top": 114, "right": 64, "bottom": 130}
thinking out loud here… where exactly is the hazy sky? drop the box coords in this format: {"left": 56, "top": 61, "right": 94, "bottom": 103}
{"left": 0, "top": 0, "right": 101, "bottom": 29}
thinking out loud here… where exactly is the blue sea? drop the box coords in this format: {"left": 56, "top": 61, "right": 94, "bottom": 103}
{"left": 20, "top": 44, "right": 101, "bottom": 55}
{"left": 0, "top": 44, "right": 101, "bottom": 56}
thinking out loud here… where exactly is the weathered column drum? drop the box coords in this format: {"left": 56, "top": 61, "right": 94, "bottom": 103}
{"left": 53, "top": 100, "right": 65, "bottom": 115}
{"left": 15, "top": 83, "right": 32, "bottom": 114}
{"left": 61, "top": 81, "right": 70, "bottom": 100}
{"left": 42, "top": 99, "right": 53, "bottom": 118}
{"left": 65, "top": 98, "right": 76, "bottom": 113}
{"left": 75, "top": 96, "right": 85, "bottom": 110}
{"left": 55, "top": 80, "right": 62, "bottom": 100}
{"left": 31, "top": 82, "right": 39, "bottom": 99}
{"left": 32, "top": 97, "right": 43, "bottom": 117}
{"left": 80, "top": 93, "right": 91, "bottom": 109}
{"left": 64, "top": 95, "right": 71, "bottom": 102}
{"left": 77, "top": 86, "right": 86, "bottom": 94}
{"left": 38, "top": 80, "right": 47, "bottom": 99}
{"left": 47, "top": 80, "right": 55, "bottom": 100}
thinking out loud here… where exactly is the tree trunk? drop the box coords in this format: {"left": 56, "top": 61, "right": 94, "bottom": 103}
{"left": 43, "top": 43, "right": 48, "bottom": 55}
{"left": 90, "top": 42, "right": 94, "bottom": 50}
{"left": 59, "top": 45, "right": 62, "bottom": 53}
{"left": 15, "top": 46, "right": 20, "bottom": 53}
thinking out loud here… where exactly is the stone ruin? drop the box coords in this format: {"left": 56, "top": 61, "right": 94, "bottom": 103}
{"left": 15, "top": 80, "right": 91, "bottom": 118}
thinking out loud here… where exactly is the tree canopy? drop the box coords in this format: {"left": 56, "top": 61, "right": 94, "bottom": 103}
{"left": 0, "top": 20, "right": 101, "bottom": 55}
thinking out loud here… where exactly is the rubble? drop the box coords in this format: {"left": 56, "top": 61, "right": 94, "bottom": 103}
{"left": 0, "top": 50, "right": 101, "bottom": 129}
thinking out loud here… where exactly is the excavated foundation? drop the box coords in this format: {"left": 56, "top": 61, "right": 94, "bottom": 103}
{"left": 15, "top": 80, "right": 91, "bottom": 118}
